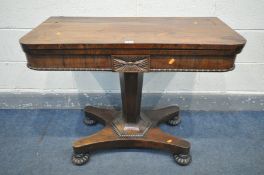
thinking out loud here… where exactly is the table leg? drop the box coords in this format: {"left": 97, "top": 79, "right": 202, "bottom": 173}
{"left": 72, "top": 73, "right": 191, "bottom": 166}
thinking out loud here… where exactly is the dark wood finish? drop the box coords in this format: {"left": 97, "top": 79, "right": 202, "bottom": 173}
{"left": 20, "top": 17, "right": 246, "bottom": 72}
{"left": 112, "top": 55, "right": 150, "bottom": 72}
{"left": 20, "top": 17, "right": 245, "bottom": 50}
{"left": 26, "top": 54, "right": 236, "bottom": 72}
{"left": 120, "top": 73, "right": 143, "bottom": 123}
{"left": 74, "top": 105, "right": 189, "bottom": 154}
{"left": 74, "top": 74, "right": 190, "bottom": 165}
{"left": 19, "top": 17, "right": 246, "bottom": 166}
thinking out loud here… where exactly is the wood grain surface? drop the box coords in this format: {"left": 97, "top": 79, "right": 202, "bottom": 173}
{"left": 20, "top": 17, "right": 246, "bottom": 72}
{"left": 20, "top": 17, "right": 246, "bottom": 50}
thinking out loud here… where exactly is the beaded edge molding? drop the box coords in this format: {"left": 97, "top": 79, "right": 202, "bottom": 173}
{"left": 27, "top": 64, "right": 235, "bottom": 72}
{"left": 112, "top": 114, "right": 152, "bottom": 138}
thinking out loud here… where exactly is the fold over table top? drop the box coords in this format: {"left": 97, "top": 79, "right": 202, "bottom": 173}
{"left": 20, "top": 17, "right": 246, "bottom": 72}
{"left": 20, "top": 17, "right": 245, "bottom": 50}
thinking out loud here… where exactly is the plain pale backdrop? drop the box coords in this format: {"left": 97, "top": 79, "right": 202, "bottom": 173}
{"left": 0, "top": 0, "right": 263, "bottom": 94}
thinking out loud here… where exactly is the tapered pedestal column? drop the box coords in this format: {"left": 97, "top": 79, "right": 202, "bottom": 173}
{"left": 72, "top": 73, "right": 191, "bottom": 166}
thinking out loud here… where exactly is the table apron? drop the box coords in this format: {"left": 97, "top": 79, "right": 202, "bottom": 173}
{"left": 25, "top": 53, "right": 236, "bottom": 72}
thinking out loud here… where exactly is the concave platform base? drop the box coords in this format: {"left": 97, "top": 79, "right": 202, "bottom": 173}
{"left": 72, "top": 105, "right": 191, "bottom": 166}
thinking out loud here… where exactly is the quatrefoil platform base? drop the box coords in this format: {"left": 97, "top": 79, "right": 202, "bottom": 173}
{"left": 72, "top": 105, "right": 191, "bottom": 166}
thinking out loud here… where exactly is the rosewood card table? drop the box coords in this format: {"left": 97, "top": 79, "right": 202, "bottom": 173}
{"left": 20, "top": 17, "right": 246, "bottom": 166}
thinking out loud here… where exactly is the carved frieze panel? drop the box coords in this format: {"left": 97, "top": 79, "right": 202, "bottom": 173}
{"left": 112, "top": 55, "right": 150, "bottom": 72}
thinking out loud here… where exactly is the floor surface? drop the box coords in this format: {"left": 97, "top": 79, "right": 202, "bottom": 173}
{"left": 0, "top": 109, "right": 263, "bottom": 175}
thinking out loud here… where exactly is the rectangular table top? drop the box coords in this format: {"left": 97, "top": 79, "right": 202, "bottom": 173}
{"left": 20, "top": 17, "right": 246, "bottom": 72}
{"left": 20, "top": 17, "right": 245, "bottom": 50}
